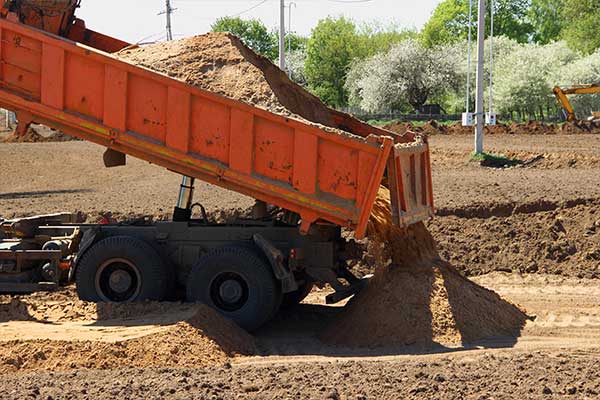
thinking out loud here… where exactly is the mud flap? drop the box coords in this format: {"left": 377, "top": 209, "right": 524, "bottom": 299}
{"left": 253, "top": 234, "right": 299, "bottom": 293}
{"left": 103, "top": 148, "right": 127, "bottom": 167}
{"left": 387, "top": 136, "right": 435, "bottom": 227}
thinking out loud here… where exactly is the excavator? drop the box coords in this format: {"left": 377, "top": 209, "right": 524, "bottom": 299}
{"left": 553, "top": 84, "right": 600, "bottom": 122}
{"left": 0, "top": 0, "right": 434, "bottom": 330}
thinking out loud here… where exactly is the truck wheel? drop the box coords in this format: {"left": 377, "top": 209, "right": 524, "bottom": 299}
{"left": 186, "top": 247, "right": 281, "bottom": 331}
{"left": 281, "top": 281, "right": 314, "bottom": 309}
{"left": 76, "top": 236, "right": 170, "bottom": 302}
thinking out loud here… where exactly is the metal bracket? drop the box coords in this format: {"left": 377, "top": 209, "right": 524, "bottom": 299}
{"left": 253, "top": 233, "right": 298, "bottom": 293}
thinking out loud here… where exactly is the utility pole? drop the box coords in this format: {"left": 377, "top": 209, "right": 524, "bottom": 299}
{"left": 279, "top": 0, "right": 285, "bottom": 71}
{"left": 474, "top": 0, "right": 486, "bottom": 154}
{"left": 165, "top": 0, "right": 174, "bottom": 41}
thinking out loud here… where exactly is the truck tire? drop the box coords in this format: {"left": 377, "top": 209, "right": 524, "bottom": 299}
{"left": 186, "top": 246, "right": 282, "bottom": 331}
{"left": 281, "top": 281, "right": 314, "bottom": 309}
{"left": 76, "top": 236, "right": 170, "bottom": 302}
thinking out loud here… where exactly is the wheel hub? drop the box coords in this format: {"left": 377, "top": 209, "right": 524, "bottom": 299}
{"left": 108, "top": 270, "right": 133, "bottom": 294}
{"left": 210, "top": 272, "right": 249, "bottom": 312}
{"left": 219, "top": 279, "right": 244, "bottom": 304}
{"left": 95, "top": 259, "right": 141, "bottom": 302}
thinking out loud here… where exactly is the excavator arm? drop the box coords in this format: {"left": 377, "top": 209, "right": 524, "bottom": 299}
{"left": 553, "top": 84, "right": 600, "bottom": 122}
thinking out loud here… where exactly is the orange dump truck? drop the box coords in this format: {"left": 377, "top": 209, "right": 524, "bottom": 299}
{"left": 0, "top": 0, "right": 434, "bottom": 330}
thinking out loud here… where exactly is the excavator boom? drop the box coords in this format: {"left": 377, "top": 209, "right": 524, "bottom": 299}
{"left": 553, "top": 84, "right": 600, "bottom": 122}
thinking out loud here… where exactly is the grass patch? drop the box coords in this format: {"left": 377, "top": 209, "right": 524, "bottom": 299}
{"left": 470, "top": 152, "right": 522, "bottom": 168}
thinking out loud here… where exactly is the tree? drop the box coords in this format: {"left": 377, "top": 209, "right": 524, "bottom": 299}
{"left": 286, "top": 47, "right": 308, "bottom": 87}
{"left": 305, "top": 17, "right": 360, "bottom": 107}
{"left": 529, "top": 0, "right": 565, "bottom": 44}
{"left": 211, "top": 17, "right": 277, "bottom": 60}
{"left": 421, "top": 0, "right": 533, "bottom": 47}
{"left": 494, "top": 41, "right": 577, "bottom": 118}
{"left": 355, "top": 22, "right": 418, "bottom": 57}
{"left": 561, "top": 0, "right": 600, "bottom": 55}
{"left": 346, "top": 40, "right": 463, "bottom": 113}
{"left": 554, "top": 50, "right": 600, "bottom": 118}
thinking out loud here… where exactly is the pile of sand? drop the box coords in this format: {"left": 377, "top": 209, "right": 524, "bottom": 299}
{"left": 321, "top": 188, "right": 528, "bottom": 348}
{"left": 0, "top": 303, "right": 255, "bottom": 374}
{"left": 1, "top": 127, "right": 74, "bottom": 143}
{"left": 117, "top": 32, "right": 382, "bottom": 139}
{"left": 0, "top": 287, "right": 199, "bottom": 323}
{"left": 386, "top": 120, "right": 600, "bottom": 136}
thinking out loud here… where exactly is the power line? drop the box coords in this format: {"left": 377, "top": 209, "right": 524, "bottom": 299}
{"left": 230, "top": 0, "right": 269, "bottom": 17}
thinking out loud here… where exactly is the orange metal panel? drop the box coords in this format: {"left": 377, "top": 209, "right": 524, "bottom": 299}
{"left": 40, "top": 43, "right": 64, "bottom": 109}
{"left": 356, "top": 151, "right": 377, "bottom": 209}
{"left": 2, "top": 29, "right": 41, "bottom": 97}
{"left": 0, "top": 27, "right": 3, "bottom": 82}
{"left": 103, "top": 65, "right": 127, "bottom": 132}
{"left": 229, "top": 109, "right": 254, "bottom": 175}
{"left": 166, "top": 87, "right": 191, "bottom": 153}
{"left": 318, "top": 141, "right": 359, "bottom": 200}
{"left": 254, "top": 117, "right": 294, "bottom": 184}
{"left": 189, "top": 96, "right": 230, "bottom": 164}
{"left": 126, "top": 74, "right": 167, "bottom": 143}
{"left": 64, "top": 52, "right": 104, "bottom": 120}
{"left": 292, "top": 130, "right": 318, "bottom": 194}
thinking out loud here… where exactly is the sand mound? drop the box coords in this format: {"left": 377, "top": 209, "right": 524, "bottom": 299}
{"left": 322, "top": 188, "right": 528, "bottom": 348}
{"left": 117, "top": 32, "right": 381, "bottom": 139}
{"left": 0, "top": 304, "right": 255, "bottom": 374}
{"left": 1, "top": 126, "right": 75, "bottom": 143}
{"left": 385, "top": 120, "right": 600, "bottom": 136}
{"left": 0, "top": 286, "right": 233, "bottom": 323}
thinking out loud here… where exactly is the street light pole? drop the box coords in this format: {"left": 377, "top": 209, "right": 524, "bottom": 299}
{"left": 165, "top": 0, "right": 174, "bottom": 41}
{"left": 474, "top": 0, "right": 486, "bottom": 154}
{"left": 279, "top": 0, "right": 285, "bottom": 71}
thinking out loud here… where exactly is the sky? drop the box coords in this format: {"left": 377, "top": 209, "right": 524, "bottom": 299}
{"left": 77, "top": 0, "right": 442, "bottom": 44}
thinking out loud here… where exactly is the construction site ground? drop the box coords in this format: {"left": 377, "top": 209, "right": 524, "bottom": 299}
{"left": 2, "top": 131, "right": 600, "bottom": 398}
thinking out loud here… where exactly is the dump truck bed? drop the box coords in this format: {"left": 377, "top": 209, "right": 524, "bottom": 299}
{"left": 0, "top": 17, "right": 433, "bottom": 238}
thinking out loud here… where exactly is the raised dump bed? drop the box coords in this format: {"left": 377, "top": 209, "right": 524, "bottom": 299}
{"left": 0, "top": 9, "right": 433, "bottom": 239}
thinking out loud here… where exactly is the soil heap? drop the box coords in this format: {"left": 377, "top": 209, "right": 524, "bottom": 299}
{"left": 385, "top": 120, "right": 600, "bottom": 136}
{"left": 0, "top": 291, "right": 256, "bottom": 374}
{"left": 1, "top": 126, "right": 74, "bottom": 143}
{"left": 322, "top": 187, "right": 529, "bottom": 348}
{"left": 116, "top": 32, "right": 380, "bottom": 138}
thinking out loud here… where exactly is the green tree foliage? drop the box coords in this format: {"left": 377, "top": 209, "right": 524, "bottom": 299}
{"left": 421, "top": 0, "right": 532, "bottom": 47}
{"left": 211, "top": 17, "right": 278, "bottom": 60}
{"left": 355, "top": 22, "right": 418, "bottom": 57}
{"left": 529, "top": 0, "right": 565, "bottom": 44}
{"left": 562, "top": 0, "right": 600, "bottom": 55}
{"left": 305, "top": 17, "right": 360, "bottom": 107}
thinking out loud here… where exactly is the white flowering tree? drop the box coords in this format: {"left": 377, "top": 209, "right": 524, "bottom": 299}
{"left": 346, "top": 39, "right": 462, "bottom": 113}
{"left": 285, "top": 48, "right": 308, "bottom": 87}
{"left": 553, "top": 50, "right": 600, "bottom": 119}
{"left": 493, "top": 41, "right": 577, "bottom": 119}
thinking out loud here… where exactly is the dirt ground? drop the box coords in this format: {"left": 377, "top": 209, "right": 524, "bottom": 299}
{"left": 0, "top": 274, "right": 599, "bottom": 399}
{"left": 2, "top": 130, "right": 600, "bottom": 397}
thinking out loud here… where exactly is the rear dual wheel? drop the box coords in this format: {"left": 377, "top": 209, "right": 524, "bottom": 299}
{"left": 76, "top": 236, "right": 171, "bottom": 302}
{"left": 186, "top": 247, "right": 282, "bottom": 331}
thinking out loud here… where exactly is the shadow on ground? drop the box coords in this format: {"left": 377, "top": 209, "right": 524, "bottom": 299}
{"left": 0, "top": 189, "right": 92, "bottom": 200}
